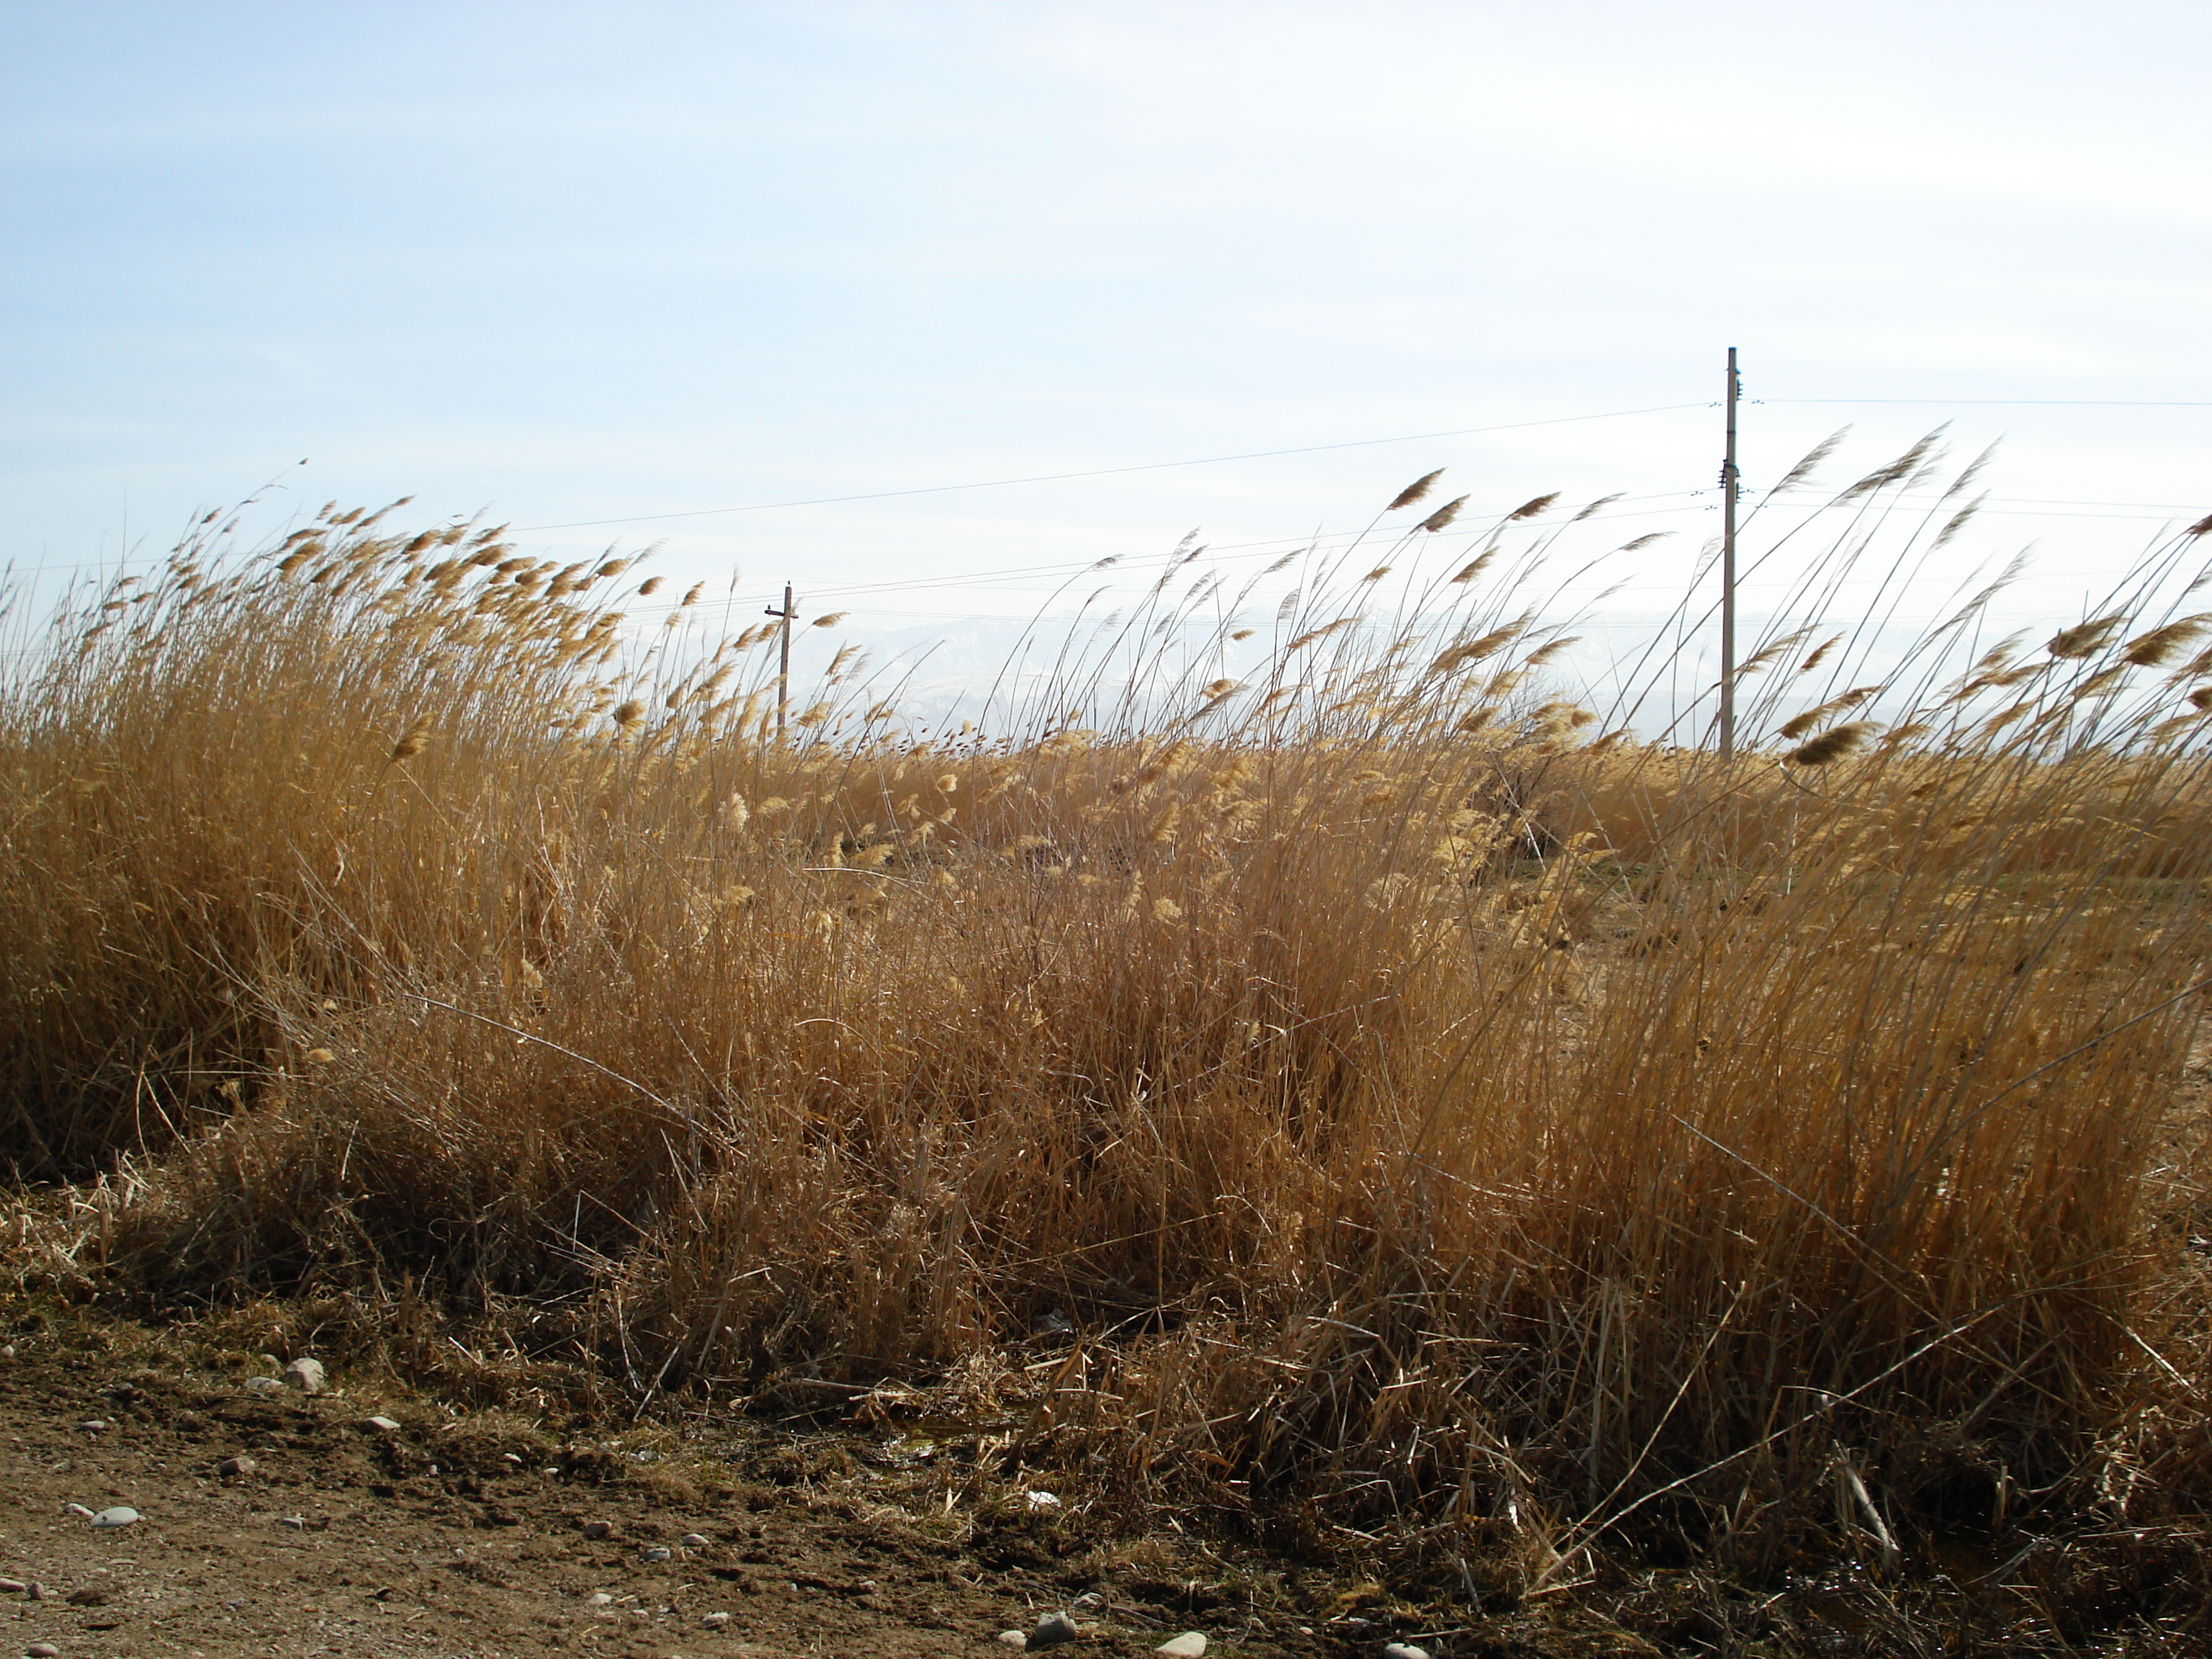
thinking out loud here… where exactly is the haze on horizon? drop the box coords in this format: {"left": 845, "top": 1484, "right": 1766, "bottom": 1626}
{"left": 4, "top": 1, "right": 2208, "bottom": 674}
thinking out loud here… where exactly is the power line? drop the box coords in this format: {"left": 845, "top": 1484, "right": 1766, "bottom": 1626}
{"left": 1766, "top": 397, "right": 2212, "bottom": 408}
{"left": 509, "top": 402, "right": 1709, "bottom": 532}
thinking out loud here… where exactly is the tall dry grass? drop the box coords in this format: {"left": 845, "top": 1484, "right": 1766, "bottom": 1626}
{"left": 4, "top": 453, "right": 2211, "bottom": 1572}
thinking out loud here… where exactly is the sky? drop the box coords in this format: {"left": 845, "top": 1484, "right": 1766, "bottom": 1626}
{"left": 4, "top": 1, "right": 2209, "bottom": 691}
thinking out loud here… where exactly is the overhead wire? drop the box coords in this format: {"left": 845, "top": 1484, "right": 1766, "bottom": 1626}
{"left": 507, "top": 401, "right": 1711, "bottom": 533}
{"left": 12, "top": 392, "right": 2205, "bottom": 622}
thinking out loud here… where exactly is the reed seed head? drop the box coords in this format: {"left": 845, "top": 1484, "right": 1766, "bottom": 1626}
{"left": 2122, "top": 616, "right": 2212, "bottom": 667}
{"left": 1788, "top": 721, "right": 1876, "bottom": 765}
{"left": 1419, "top": 496, "right": 1469, "bottom": 534}
{"left": 2046, "top": 615, "right": 2125, "bottom": 659}
{"left": 389, "top": 718, "right": 432, "bottom": 762}
{"left": 1386, "top": 468, "right": 1444, "bottom": 511}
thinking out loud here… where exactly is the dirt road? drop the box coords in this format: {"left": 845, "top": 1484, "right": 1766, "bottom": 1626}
{"left": 0, "top": 1314, "right": 1398, "bottom": 1659}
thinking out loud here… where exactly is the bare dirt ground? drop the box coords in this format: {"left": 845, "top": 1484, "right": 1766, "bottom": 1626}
{"left": 5, "top": 1274, "right": 2207, "bottom": 1659}
{"left": 0, "top": 1295, "right": 1691, "bottom": 1659}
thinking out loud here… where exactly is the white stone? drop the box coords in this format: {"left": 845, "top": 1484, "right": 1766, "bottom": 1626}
{"left": 363, "top": 1415, "right": 402, "bottom": 1433}
{"left": 1382, "top": 1645, "right": 1431, "bottom": 1659}
{"left": 283, "top": 1357, "right": 327, "bottom": 1394}
{"left": 1024, "top": 1490, "right": 1062, "bottom": 1511}
{"left": 1030, "top": 1612, "right": 1081, "bottom": 1650}
{"left": 997, "top": 1633, "right": 1028, "bottom": 1650}
{"left": 680, "top": 1532, "right": 709, "bottom": 1547}
{"left": 703, "top": 1611, "right": 733, "bottom": 1627}
{"left": 1156, "top": 1636, "right": 1207, "bottom": 1658}
{"left": 91, "top": 1506, "right": 140, "bottom": 1527}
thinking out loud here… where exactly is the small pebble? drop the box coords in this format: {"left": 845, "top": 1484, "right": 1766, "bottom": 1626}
{"left": 639, "top": 1546, "right": 672, "bottom": 1563}
{"left": 997, "top": 1633, "right": 1029, "bottom": 1651}
{"left": 1157, "top": 1636, "right": 1208, "bottom": 1659}
{"left": 279, "top": 1515, "right": 305, "bottom": 1530}
{"left": 1030, "top": 1611, "right": 1082, "bottom": 1650}
{"left": 218, "top": 1455, "right": 258, "bottom": 1477}
{"left": 362, "top": 1415, "right": 402, "bottom": 1434}
{"left": 582, "top": 1519, "right": 614, "bottom": 1539}
{"left": 0, "top": 1578, "right": 20, "bottom": 1593}
{"left": 702, "top": 1611, "right": 733, "bottom": 1628}
{"left": 1, "top": 1344, "right": 14, "bottom": 1359}
{"left": 1072, "top": 1592, "right": 1105, "bottom": 1609}
{"left": 588, "top": 1591, "right": 614, "bottom": 1606}
{"left": 76, "top": 1419, "right": 109, "bottom": 1433}
{"left": 26, "top": 1581, "right": 48, "bottom": 1601}
{"left": 1382, "top": 1645, "right": 1431, "bottom": 1659}
{"left": 501, "top": 1452, "right": 523, "bottom": 1467}
{"left": 679, "top": 1532, "right": 709, "bottom": 1548}
{"left": 1024, "top": 1490, "right": 1062, "bottom": 1511}
{"left": 542, "top": 1466, "right": 561, "bottom": 1478}
{"left": 91, "top": 1506, "right": 140, "bottom": 1527}
{"left": 243, "top": 1375, "right": 284, "bottom": 1394}
{"left": 63, "top": 1503, "right": 94, "bottom": 1519}
{"left": 283, "top": 1357, "right": 327, "bottom": 1394}
{"left": 27, "top": 1643, "right": 60, "bottom": 1658}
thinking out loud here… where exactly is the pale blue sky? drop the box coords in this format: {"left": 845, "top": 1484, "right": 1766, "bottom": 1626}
{"left": 5, "top": 1, "right": 2208, "bottom": 637}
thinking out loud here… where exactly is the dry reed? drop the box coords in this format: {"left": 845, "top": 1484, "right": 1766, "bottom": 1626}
{"left": 3, "top": 455, "right": 2210, "bottom": 1588}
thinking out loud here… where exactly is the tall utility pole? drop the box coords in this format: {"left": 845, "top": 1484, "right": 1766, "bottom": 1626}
{"left": 1719, "top": 348, "right": 1741, "bottom": 760}
{"left": 764, "top": 583, "right": 795, "bottom": 745}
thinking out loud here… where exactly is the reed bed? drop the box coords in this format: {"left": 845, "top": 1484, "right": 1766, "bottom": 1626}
{"left": 4, "top": 450, "right": 2211, "bottom": 1592}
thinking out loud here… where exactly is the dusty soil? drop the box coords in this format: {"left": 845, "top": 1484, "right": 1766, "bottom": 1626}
{"left": 0, "top": 1297, "right": 1694, "bottom": 1659}
{"left": 1, "top": 1288, "right": 2203, "bottom": 1659}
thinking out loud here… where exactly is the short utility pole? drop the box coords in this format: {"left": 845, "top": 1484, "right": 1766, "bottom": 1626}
{"left": 1719, "top": 347, "right": 1741, "bottom": 760}
{"left": 764, "top": 583, "right": 796, "bottom": 745}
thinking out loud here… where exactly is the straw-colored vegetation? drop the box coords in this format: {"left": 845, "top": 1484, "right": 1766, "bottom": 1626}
{"left": 4, "top": 448, "right": 2211, "bottom": 1616}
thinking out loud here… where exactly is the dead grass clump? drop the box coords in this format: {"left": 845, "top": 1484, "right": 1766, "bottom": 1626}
{"left": 5, "top": 454, "right": 2212, "bottom": 1596}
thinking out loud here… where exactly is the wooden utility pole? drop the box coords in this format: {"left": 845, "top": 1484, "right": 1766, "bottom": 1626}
{"left": 1719, "top": 348, "right": 1741, "bottom": 760}
{"left": 765, "top": 583, "right": 795, "bottom": 745}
